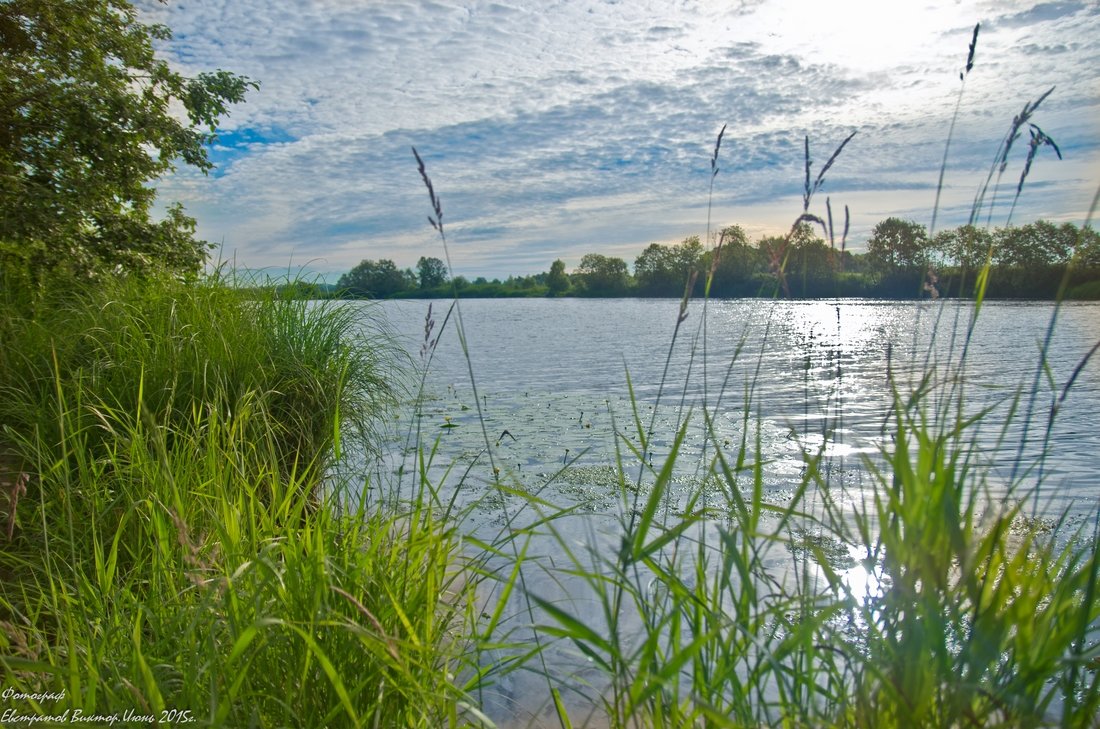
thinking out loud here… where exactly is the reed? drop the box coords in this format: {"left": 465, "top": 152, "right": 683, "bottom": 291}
{"left": 433, "top": 25, "right": 1100, "bottom": 729}
{"left": 0, "top": 272, "right": 399, "bottom": 495}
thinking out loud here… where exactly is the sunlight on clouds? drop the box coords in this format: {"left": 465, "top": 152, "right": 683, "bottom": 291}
{"left": 753, "top": 0, "right": 974, "bottom": 71}
{"left": 138, "top": 0, "right": 1100, "bottom": 277}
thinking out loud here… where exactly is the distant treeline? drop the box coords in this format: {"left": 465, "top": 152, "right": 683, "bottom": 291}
{"left": 323, "top": 218, "right": 1100, "bottom": 301}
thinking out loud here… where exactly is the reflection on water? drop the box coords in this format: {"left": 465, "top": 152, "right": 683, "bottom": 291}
{"left": 354, "top": 297, "right": 1100, "bottom": 723}
{"left": 838, "top": 544, "right": 888, "bottom": 608}
{"left": 368, "top": 298, "right": 1099, "bottom": 517}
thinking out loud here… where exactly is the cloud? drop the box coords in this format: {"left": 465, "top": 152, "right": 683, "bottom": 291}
{"left": 140, "top": 0, "right": 1100, "bottom": 279}
{"left": 990, "top": 1, "right": 1096, "bottom": 29}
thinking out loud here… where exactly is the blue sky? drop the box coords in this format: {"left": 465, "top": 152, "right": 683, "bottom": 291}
{"left": 139, "top": 0, "right": 1100, "bottom": 281}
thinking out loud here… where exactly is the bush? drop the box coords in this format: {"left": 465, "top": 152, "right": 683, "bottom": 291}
{"left": 0, "top": 273, "right": 400, "bottom": 495}
{"left": 1066, "top": 278, "right": 1100, "bottom": 300}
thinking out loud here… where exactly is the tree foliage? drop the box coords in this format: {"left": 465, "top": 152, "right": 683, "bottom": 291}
{"left": 0, "top": 0, "right": 256, "bottom": 284}
{"left": 709, "top": 225, "right": 755, "bottom": 280}
{"left": 866, "top": 218, "right": 931, "bottom": 274}
{"left": 784, "top": 224, "right": 841, "bottom": 295}
{"left": 337, "top": 259, "right": 412, "bottom": 298}
{"left": 933, "top": 225, "right": 994, "bottom": 270}
{"left": 992, "top": 220, "right": 1077, "bottom": 268}
{"left": 576, "top": 254, "right": 630, "bottom": 296}
{"left": 330, "top": 220, "right": 1100, "bottom": 302}
{"left": 1071, "top": 226, "right": 1100, "bottom": 268}
{"left": 547, "top": 259, "right": 569, "bottom": 295}
{"left": 416, "top": 256, "right": 447, "bottom": 289}
{"left": 634, "top": 236, "right": 703, "bottom": 296}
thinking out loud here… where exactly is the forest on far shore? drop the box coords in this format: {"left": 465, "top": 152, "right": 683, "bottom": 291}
{"left": 325, "top": 218, "right": 1100, "bottom": 302}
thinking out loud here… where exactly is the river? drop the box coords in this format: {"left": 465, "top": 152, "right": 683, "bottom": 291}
{"left": 355, "top": 297, "right": 1100, "bottom": 724}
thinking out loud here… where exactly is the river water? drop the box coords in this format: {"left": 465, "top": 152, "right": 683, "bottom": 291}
{"left": 355, "top": 297, "right": 1100, "bottom": 723}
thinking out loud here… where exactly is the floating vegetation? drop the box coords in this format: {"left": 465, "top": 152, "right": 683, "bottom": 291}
{"left": 788, "top": 527, "right": 857, "bottom": 570}
{"left": 551, "top": 465, "right": 627, "bottom": 511}
{"left": 1008, "top": 511, "right": 1056, "bottom": 535}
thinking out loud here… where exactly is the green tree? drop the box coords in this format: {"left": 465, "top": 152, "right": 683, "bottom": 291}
{"left": 757, "top": 234, "right": 792, "bottom": 294}
{"left": 1070, "top": 225, "right": 1100, "bottom": 268}
{"left": 866, "top": 218, "right": 931, "bottom": 275}
{"left": 982, "top": 220, "right": 1079, "bottom": 298}
{"left": 634, "top": 236, "right": 703, "bottom": 296}
{"left": 993, "top": 220, "right": 1076, "bottom": 268}
{"left": 547, "top": 259, "right": 569, "bottom": 296}
{"left": 864, "top": 218, "right": 935, "bottom": 296}
{"left": 933, "top": 225, "right": 994, "bottom": 270}
{"left": 0, "top": 0, "right": 256, "bottom": 285}
{"left": 416, "top": 256, "right": 447, "bottom": 289}
{"left": 337, "top": 259, "right": 409, "bottom": 298}
{"left": 709, "top": 225, "right": 764, "bottom": 295}
{"left": 786, "top": 224, "right": 836, "bottom": 295}
{"left": 576, "top": 254, "right": 630, "bottom": 296}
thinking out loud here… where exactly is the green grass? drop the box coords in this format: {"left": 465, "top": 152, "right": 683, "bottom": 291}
{"left": 0, "top": 273, "right": 397, "bottom": 493}
{"left": 0, "top": 274, "right": 495, "bottom": 727}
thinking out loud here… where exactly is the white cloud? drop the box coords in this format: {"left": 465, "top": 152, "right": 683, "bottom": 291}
{"left": 140, "top": 0, "right": 1100, "bottom": 279}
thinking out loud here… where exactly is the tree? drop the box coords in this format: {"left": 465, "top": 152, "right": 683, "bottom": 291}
{"left": 546, "top": 260, "right": 569, "bottom": 295}
{"left": 1071, "top": 225, "right": 1100, "bottom": 268}
{"left": 337, "top": 259, "right": 409, "bottom": 298}
{"left": 785, "top": 224, "right": 836, "bottom": 293}
{"left": 634, "top": 237, "right": 703, "bottom": 296}
{"left": 933, "top": 225, "right": 994, "bottom": 270}
{"left": 980, "top": 220, "right": 1079, "bottom": 297}
{"left": 547, "top": 259, "right": 569, "bottom": 296}
{"left": 993, "top": 220, "right": 1076, "bottom": 268}
{"left": 709, "top": 225, "right": 763, "bottom": 294}
{"left": 0, "top": 0, "right": 256, "bottom": 284}
{"left": 416, "top": 256, "right": 447, "bottom": 289}
{"left": 576, "top": 254, "right": 630, "bottom": 296}
{"left": 866, "top": 218, "right": 931, "bottom": 275}
{"left": 757, "top": 234, "right": 791, "bottom": 294}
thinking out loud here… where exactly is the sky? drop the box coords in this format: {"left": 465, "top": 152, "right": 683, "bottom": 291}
{"left": 137, "top": 0, "right": 1100, "bottom": 281}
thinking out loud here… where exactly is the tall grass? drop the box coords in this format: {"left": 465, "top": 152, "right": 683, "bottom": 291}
{"left": 396, "top": 28, "right": 1100, "bottom": 729}
{"left": 0, "top": 274, "right": 494, "bottom": 726}
{"left": 0, "top": 273, "right": 395, "bottom": 492}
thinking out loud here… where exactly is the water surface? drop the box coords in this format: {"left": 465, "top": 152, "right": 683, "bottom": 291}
{"left": 357, "top": 297, "right": 1100, "bottom": 723}
{"left": 368, "top": 298, "right": 1099, "bottom": 515}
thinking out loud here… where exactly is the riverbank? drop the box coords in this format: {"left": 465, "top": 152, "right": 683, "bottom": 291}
{"left": 273, "top": 272, "right": 1100, "bottom": 302}
{"left": 328, "top": 219, "right": 1100, "bottom": 302}
{"left": 0, "top": 275, "right": 486, "bottom": 726}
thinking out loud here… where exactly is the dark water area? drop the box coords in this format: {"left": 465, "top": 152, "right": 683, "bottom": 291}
{"left": 352, "top": 297, "right": 1100, "bottom": 724}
